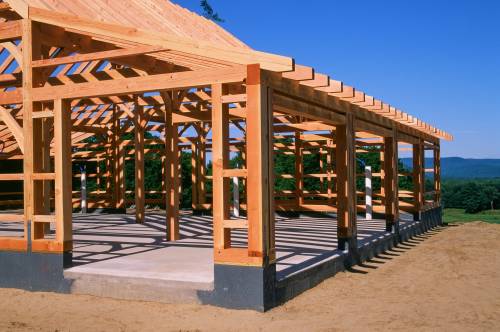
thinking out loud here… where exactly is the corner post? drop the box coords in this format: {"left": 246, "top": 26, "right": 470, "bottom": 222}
{"left": 246, "top": 65, "right": 275, "bottom": 265}
{"left": 336, "top": 112, "right": 358, "bottom": 252}
{"left": 205, "top": 65, "right": 276, "bottom": 311}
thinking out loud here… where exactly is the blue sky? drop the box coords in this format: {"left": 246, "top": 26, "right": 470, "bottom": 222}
{"left": 175, "top": 0, "right": 500, "bottom": 158}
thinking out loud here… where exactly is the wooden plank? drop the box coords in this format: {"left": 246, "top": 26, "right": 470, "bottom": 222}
{"left": 221, "top": 168, "right": 247, "bottom": 178}
{"left": 54, "top": 98, "right": 73, "bottom": 249}
{"left": 32, "top": 45, "right": 168, "bottom": 68}
{"left": 223, "top": 219, "right": 249, "bottom": 229}
{"left": 0, "top": 173, "right": 23, "bottom": 181}
{"left": 32, "top": 110, "right": 54, "bottom": 119}
{"left": 0, "top": 214, "right": 24, "bottom": 222}
{"left": 32, "top": 172, "right": 56, "bottom": 180}
{"left": 33, "top": 214, "right": 55, "bottom": 223}
{"left": 282, "top": 65, "right": 314, "bottom": 81}
{"left": 32, "top": 66, "right": 247, "bottom": 101}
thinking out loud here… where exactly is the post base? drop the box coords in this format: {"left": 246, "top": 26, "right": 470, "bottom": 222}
{"left": 199, "top": 264, "right": 276, "bottom": 312}
{"left": 0, "top": 251, "right": 72, "bottom": 292}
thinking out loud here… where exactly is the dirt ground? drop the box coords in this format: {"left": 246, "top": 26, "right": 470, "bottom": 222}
{"left": 1, "top": 221, "right": 499, "bottom": 332}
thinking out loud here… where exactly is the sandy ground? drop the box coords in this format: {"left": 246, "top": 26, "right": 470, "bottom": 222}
{"left": 1, "top": 222, "right": 499, "bottom": 332}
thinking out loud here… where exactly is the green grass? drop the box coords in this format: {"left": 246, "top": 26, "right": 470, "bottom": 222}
{"left": 444, "top": 208, "right": 500, "bottom": 224}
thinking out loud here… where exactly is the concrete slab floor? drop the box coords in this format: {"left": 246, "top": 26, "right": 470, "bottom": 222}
{"left": 0, "top": 211, "right": 417, "bottom": 289}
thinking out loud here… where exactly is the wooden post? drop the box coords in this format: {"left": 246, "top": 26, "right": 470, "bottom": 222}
{"left": 335, "top": 112, "right": 357, "bottom": 251}
{"left": 365, "top": 166, "right": 373, "bottom": 220}
{"left": 434, "top": 143, "right": 441, "bottom": 205}
{"left": 198, "top": 125, "right": 207, "bottom": 208}
{"left": 54, "top": 99, "right": 73, "bottom": 250}
{"left": 211, "top": 83, "right": 231, "bottom": 251}
{"left": 413, "top": 139, "right": 425, "bottom": 220}
{"left": 327, "top": 132, "right": 334, "bottom": 206}
{"left": 112, "top": 105, "right": 125, "bottom": 210}
{"left": 134, "top": 98, "right": 145, "bottom": 223}
{"left": 246, "top": 65, "right": 275, "bottom": 264}
{"left": 233, "top": 176, "right": 240, "bottom": 217}
{"left": 191, "top": 141, "right": 198, "bottom": 211}
{"left": 295, "top": 130, "right": 304, "bottom": 209}
{"left": 163, "top": 91, "right": 180, "bottom": 241}
{"left": 383, "top": 129, "right": 399, "bottom": 233}
{"left": 22, "top": 19, "right": 34, "bottom": 243}
{"left": 80, "top": 165, "right": 87, "bottom": 214}
{"left": 33, "top": 107, "right": 52, "bottom": 237}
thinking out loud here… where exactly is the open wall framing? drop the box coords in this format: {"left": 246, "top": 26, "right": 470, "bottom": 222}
{"left": 0, "top": 0, "right": 451, "bottom": 311}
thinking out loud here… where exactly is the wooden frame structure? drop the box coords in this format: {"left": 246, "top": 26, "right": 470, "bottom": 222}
{"left": 0, "top": 0, "right": 451, "bottom": 308}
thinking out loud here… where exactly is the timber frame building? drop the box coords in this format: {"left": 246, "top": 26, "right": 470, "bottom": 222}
{"left": 0, "top": 0, "right": 451, "bottom": 311}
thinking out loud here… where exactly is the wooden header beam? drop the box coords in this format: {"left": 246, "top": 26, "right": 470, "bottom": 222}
{"left": 32, "top": 66, "right": 247, "bottom": 101}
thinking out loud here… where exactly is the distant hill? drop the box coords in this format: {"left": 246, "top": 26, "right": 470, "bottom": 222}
{"left": 401, "top": 157, "right": 500, "bottom": 179}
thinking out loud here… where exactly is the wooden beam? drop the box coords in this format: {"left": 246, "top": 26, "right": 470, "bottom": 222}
{"left": 32, "top": 45, "right": 168, "bottom": 68}
{"left": 0, "top": 20, "right": 22, "bottom": 40}
{"left": 32, "top": 66, "right": 247, "bottom": 101}
{"left": 0, "top": 90, "right": 22, "bottom": 105}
